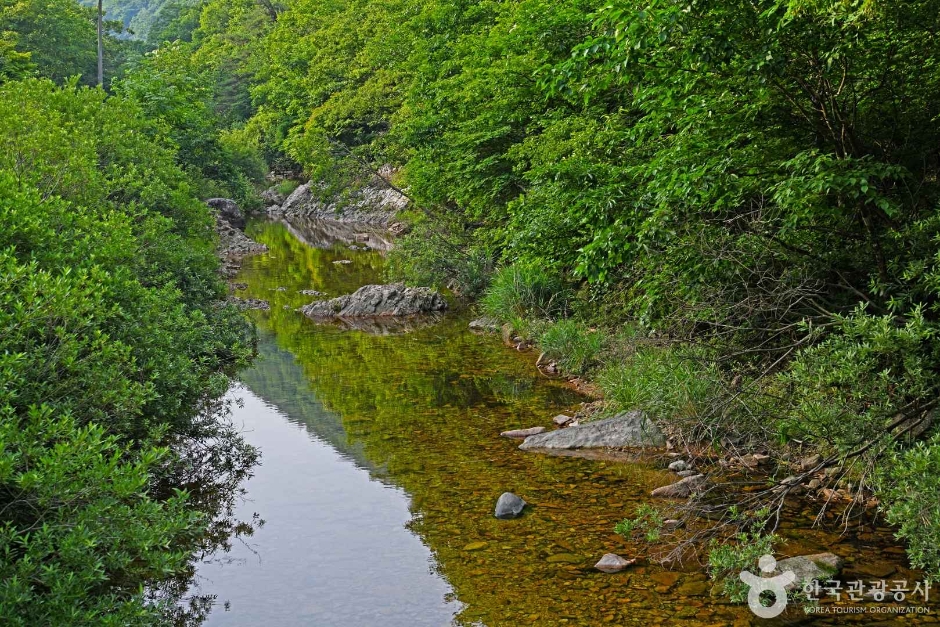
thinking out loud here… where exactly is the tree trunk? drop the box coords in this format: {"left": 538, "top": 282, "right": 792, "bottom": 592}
{"left": 97, "top": 0, "right": 103, "bottom": 87}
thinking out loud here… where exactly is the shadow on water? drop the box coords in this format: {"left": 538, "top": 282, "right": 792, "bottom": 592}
{"left": 189, "top": 218, "right": 939, "bottom": 626}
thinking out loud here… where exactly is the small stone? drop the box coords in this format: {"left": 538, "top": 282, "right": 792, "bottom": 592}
{"left": 494, "top": 492, "right": 526, "bottom": 519}
{"left": 463, "top": 541, "right": 488, "bottom": 551}
{"left": 553, "top": 414, "right": 574, "bottom": 427}
{"left": 333, "top": 259, "right": 352, "bottom": 265}
{"left": 807, "top": 478, "right": 822, "bottom": 489}
{"left": 651, "top": 474, "right": 707, "bottom": 498}
{"left": 800, "top": 453, "right": 822, "bottom": 471}
{"left": 500, "top": 426, "right": 547, "bottom": 439}
{"left": 668, "top": 460, "right": 688, "bottom": 472}
{"left": 595, "top": 553, "right": 635, "bottom": 573}
{"left": 676, "top": 581, "right": 710, "bottom": 597}
{"left": 663, "top": 519, "right": 683, "bottom": 531}
{"left": 676, "top": 470, "right": 697, "bottom": 478}
{"left": 300, "top": 290, "right": 326, "bottom": 296}
{"left": 546, "top": 553, "right": 582, "bottom": 564}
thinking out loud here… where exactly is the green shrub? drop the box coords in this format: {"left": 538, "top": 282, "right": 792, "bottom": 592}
{"left": 387, "top": 218, "right": 497, "bottom": 298}
{"left": 537, "top": 320, "right": 605, "bottom": 376}
{"left": 876, "top": 435, "right": 940, "bottom": 580}
{"left": 0, "top": 78, "right": 255, "bottom": 623}
{"left": 708, "top": 532, "right": 781, "bottom": 602}
{"left": 481, "top": 264, "right": 570, "bottom": 322}
{"left": 275, "top": 179, "right": 301, "bottom": 197}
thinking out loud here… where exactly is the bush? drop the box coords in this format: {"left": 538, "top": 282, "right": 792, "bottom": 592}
{"left": 481, "top": 264, "right": 570, "bottom": 322}
{"left": 537, "top": 320, "right": 605, "bottom": 376}
{"left": 387, "top": 217, "right": 497, "bottom": 298}
{"left": 0, "top": 79, "right": 255, "bottom": 623}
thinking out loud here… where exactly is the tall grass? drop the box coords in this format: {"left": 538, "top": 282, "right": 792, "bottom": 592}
{"left": 599, "top": 346, "right": 721, "bottom": 423}
{"left": 481, "top": 264, "right": 570, "bottom": 322}
{"left": 537, "top": 320, "right": 605, "bottom": 376}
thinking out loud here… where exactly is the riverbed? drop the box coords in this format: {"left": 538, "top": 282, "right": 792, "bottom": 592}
{"left": 189, "top": 217, "right": 937, "bottom": 626}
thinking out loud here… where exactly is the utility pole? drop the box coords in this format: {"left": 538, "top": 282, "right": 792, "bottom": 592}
{"left": 97, "top": 0, "right": 103, "bottom": 87}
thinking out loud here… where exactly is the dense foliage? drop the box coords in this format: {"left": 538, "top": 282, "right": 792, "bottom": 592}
{"left": 0, "top": 72, "right": 255, "bottom": 627}
{"left": 149, "top": 0, "right": 940, "bottom": 579}
{"left": 6, "top": 0, "right": 940, "bottom": 612}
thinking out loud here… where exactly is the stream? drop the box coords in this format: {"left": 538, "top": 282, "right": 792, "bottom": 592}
{"left": 189, "top": 217, "right": 937, "bottom": 626}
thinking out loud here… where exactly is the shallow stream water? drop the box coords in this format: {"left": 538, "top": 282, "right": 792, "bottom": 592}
{"left": 190, "top": 218, "right": 937, "bottom": 626}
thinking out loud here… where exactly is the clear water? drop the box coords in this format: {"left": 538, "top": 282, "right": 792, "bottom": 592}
{"left": 190, "top": 218, "right": 936, "bottom": 626}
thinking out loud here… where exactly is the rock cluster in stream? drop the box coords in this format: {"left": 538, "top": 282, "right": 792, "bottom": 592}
{"left": 211, "top": 198, "right": 267, "bottom": 279}
{"left": 265, "top": 170, "right": 409, "bottom": 227}
{"left": 299, "top": 283, "right": 448, "bottom": 318}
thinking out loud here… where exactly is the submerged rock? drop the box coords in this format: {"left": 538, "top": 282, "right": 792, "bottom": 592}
{"left": 774, "top": 553, "right": 844, "bottom": 591}
{"left": 207, "top": 198, "right": 245, "bottom": 230}
{"left": 229, "top": 297, "right": 270, "bottom": 311}
{"left": 595, "top": 553, "right": 636, "bottom": 573}
{"left": 300, "top": 283, "right": 447, "bottom": 318}
{"left": 651, "top": 474, "right": 707, "bottom": 498}
{"left": 469, "top": 317, "right": 501, "bottom": 333}
{"left": 518, "top": 411, "right": 664, "bottom": 451}
{"left": 494, "top": 492, "right": 526, "bottom": 519}
{"left": 500, "top": 426, "right": 546, "bottom": 439}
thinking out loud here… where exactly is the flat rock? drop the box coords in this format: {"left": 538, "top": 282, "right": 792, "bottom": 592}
{"left": 500, "top": 426, "right": 546, "bottom": 439}
{"left": 300, "top": 283, "right": 448, "bottom": 318}
{"left": 651, "top": 474, "right": 707, "bottom": 498}
{"left": 519, "top": 411, "right": 664, "bottom": 451}
{"left": 595, "top": 553, "right": 635, "bottom": 573}
{"left": 775, "top": 553, "right": 844, "bottom": 591}
{"left": 676, "top": 469, "right": 697, "bottom": 478}
{"left": 494, "top": 492, "right": 526, "bottom": 519}
{"left": 553, "top": 414, "right": 574, "bottom": 427}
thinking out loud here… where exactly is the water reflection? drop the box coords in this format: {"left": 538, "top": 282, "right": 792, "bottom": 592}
{"left": 190, "top": 219, "right": 937, "bottom": 626}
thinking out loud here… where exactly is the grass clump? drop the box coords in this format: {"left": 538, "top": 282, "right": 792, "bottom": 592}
{"left": 599, "top": 345, "right": 722, "bottom": 426}
{"left": 537, "top": 319, "right": 605, "bottom": 376}
{"left": 481, "top": 264, "right": 570, "bottom": 322}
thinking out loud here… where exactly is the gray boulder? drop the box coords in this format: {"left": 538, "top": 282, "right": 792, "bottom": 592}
{"left": 651, "top": 474, "right": 707, "bottom": 498}
{"left": 519, "top": 411, "right": 664, "bottom": 451}
{"left": 668, "top": 459, "right": 688, "bottom": 472}
{"left": 260, "top": 186, "right": 286, "bottom": 206}
{"left": 207, "top": 198, "right": 245, "bottom": 229}
{"left": 300, "top": 283, "right": 447, "bottom": 318}
{"left": 276, "top": 176, "right": 409, "bottom": 226}
{"left": 494, "top": 492, "right": 526, "bottom": 519}
{"left": 774, "top": 553, "right": 844, "bottom": 591}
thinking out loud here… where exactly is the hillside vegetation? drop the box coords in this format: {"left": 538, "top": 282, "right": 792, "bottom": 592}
{"left": 2, "top": 0, "right": 940, "bottom": 620}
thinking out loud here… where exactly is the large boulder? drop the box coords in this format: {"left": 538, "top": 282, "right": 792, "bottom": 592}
{"left": 207, "top": 198, "right": 245, "bottom": 229}
{"left": 300, "top": 283, "right": 447, "bottom": 318}
{"left": 275, "top": 176, "right": 409, "bottom": 226}
{"left": 518, "top": 411, "right": 664, "bottom": 451}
